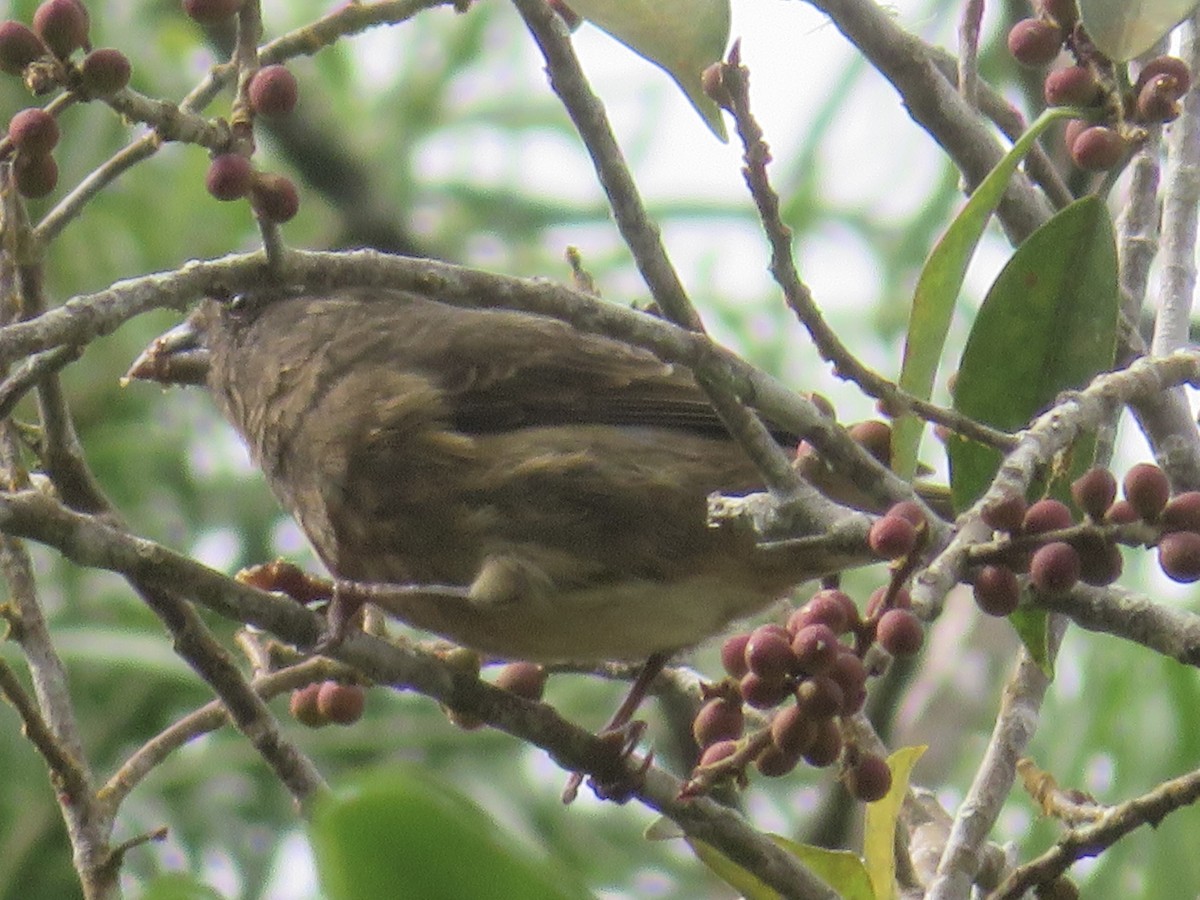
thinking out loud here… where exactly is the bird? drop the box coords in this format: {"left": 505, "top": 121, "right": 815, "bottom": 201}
{"left": 128, "top": 287, "right": 874, "bottom": 664}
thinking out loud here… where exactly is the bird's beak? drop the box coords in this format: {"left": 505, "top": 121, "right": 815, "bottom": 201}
{"left": 122, "top": 314, "right": 211, "bottom": 387}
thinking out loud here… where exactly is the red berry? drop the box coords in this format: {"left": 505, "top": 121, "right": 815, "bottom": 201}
{"left": 182, "top": 0, "right": 243, "bottom": 24}
{"left": 1077, "top": 536, "right": 1123, "bottom": 587}
{"left": 1124, "top": 463, "right": 1170, "bottom": 521}
{"left": 828, "top": 651, "right": 867, "bottom": 714}
{"left": 692, "top": 697, "right": 744, "bottom": 747}
{"left": 876, "top": 608, "right": 923, "bottom": 656}
{"left": 1071, "top": 467, "right": 1117, "bottom": 520}
{"left": 795, "top": 675, "right": 843, "bottom": 720}
{"left": 803, "top": 718, "right": 842, "bottom": 768}
{"left": 248, "top": 65, "right": 298, "bottom": 117}
{"left": 1070, "top": 126, "right": 1128, "bottom": 171}
{"left": 1044, "top": 66, "right": 1100, "bottom": 107}
{"left": 886, "top": 500, "right": 926, "bottom": 527}
{"left": 1104, "top": 499, "right": 1139, "bottom": 525}
{"left": 770, "top": 703, "right": 817, "bottom": 757}
{"left": 981, "top": 494, "right": 1027, "bottom": 533}
{"left": 205, "top": 153, "right": 253, "bottom": 201}
{"left": 250, "top": 172, "right": 300, "bottom": 223}
{"left": 791, "top": 624, "right": 839, "bottom": 676}
{"left": 973, "top": 565, "right": 1021, "bottom": 617}
{"left": 1136, "top": 56, "right": 1191, "bottom": 97}
{"left": 32, "top": 0, "right": 89, "bottom": 59}
{"left": 739, "top": 672, "right": 791, "bottom": 710}
{"left": 848, "top": 420, "right": 893, "bottom": 465}
{"left": 744, "top": 624, "right": 794, "bottom": 681}
{"left": 493, "top": 662, "right": 546, "bottom": 701}
{"left": 1007, "top": 18, "right": 1063, "bottom": 67}
{"left": 289, "top": 683, "right": 327, "bottom": 728}
{"left": 869, "top": 514, "right": 917, "bottom": 559}
{"left": 0, "top": 21, "right": 46, "bottom": 76}
{"left": 755, "top": 742, "right": 800, "bottom": 777}
{"left": 788, "top": 589, "right": 857, "bottom": 635}
{"left": 847, "top": 753, "right": 893, "bottom": 802}
{"left": 1030, "top": 542, "right": 1080, "bottom": 593}
{"left": 1158, "top": 531, "right": 1200, "bottom": 583}
{"left": 1136, "top": 74, "right": 1183, "bottom": 124}
{"left": 865, "top": 585, "right": 911, "bottom": 619}
{"left": 1023, "top": 498, "right": 1074, "bottom": 534}
{"left": 8, "top": 108, "right": 59, "bottom": 155}
{"left": 80, "top": 47, "right": 130, "bottom": 96}
{"left": 1162, "top": 492, "right": 1200, "bottom": 533}
{"left": 13, "top": 152, "right": 57, "bottom": 198}
{"left": 697, "top": 739, "right": 738, "bottom": 769}
{"left": 316, "top": 681, "right": 366, "bottom": 725}
{"left": 720, "top": 632, "right": 750, "bottom": 678}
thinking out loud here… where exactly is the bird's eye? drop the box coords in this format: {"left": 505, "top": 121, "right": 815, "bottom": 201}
{"left": 228, "top": 294, "right": 251, "bottom": 317}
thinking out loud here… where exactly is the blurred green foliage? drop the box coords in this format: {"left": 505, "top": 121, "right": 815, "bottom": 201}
{"left": 0, "top": 0, "right": 1198, "bottom": 898}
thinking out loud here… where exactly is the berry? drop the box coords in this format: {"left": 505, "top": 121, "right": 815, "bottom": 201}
{"left": 493, "top": 662, "right": 546, "bottom": 701}
{"left": 973, "top": 565, "right": 1021, "bottom": 617}
{"left": 847, "top": 753, "right": 893, "bottom": 802}
{"left": 739, "top": 672, "right": 790, "bottom": 710}
{"left": 982, "top": 494, "right": 1026, "bottom": 533}
{"left": 1162, "top": 492, "right": 1200, "bottom": 533}
{"left": 692, "top": 698, "right": 744, "bottom": 748}
{"left": 1136, "top": 74, "right": 1182, "bottom": 124}
{"left": 869, "top": 513, "right": 917, "bottom": 559}
{"left": 828, "top": 652, "right": 867, "bottom": 714}
{"left": 0, "top": 21, "right": 46, "bottom": 76}
{"left": 697, "top": 739, "right": 738, "bottom": 769}
{"left": 13, "top": 152, "right": 57, "bottom": 198}
{"left": 848, "top": 420, "right": 892, "bottom": 465}
{"left": 79, "top": 47, "right": 130, "bottom": 96}
{"left": 770, "top": 703, "right": 817, "bottom": 756}
{"left": 1036, "top": 0, "right": 1077, "bottom": 28}
{"left": 1104, "top": 499, "right": 1139, "bottom": 525}
{"left": 1044, "top": 66, "right": 1100, "bottom": 107}
{"left": 1030, "top": 542, "right": 1080, "bottom": 593}
{"left": 791, "top": 624, "right": 839, "bottom": 676}
{"left": 317, "top": 681, "right": 366, "bottom": 725}
{"left": 876, "top": 608, "right": 923, "bottom": 656}
{"left": 788, "top": 589, "right": 857, "bottom": 636}
{"left": 205, "top": 154, "right": 253, "bottom": 201}
{"left": 865, "top": 585, "right": 911, "bottom": 619}
{"left": 720, "top": 632, "right": 750, "bottom": 678}
{"left": 1007, "top": 18, "right": 1063, "bottom": 67}
{"left": 8, "top": 108, "right": 59, "bottom": 155}
{"left": 1158, "top": 531, "right": 1200, "bottom": 583}
{"left": 248, "top": 65, "right": 298, "bottom": 117}
{"left": 754, "top": 743, "right": 800, "bottom": 777}
{"left": 1023, "top": 498, "right": 1073, "bottom": 534}
{"left": 250, "top": 172, "right": 300, "bottom": 223}
{"left": 1070, "top": 126, "right": 1128, "bottom": 171}
{"left": 289, "top": 683, "right": 327, "bottom": 728}
{"left": 1071, "top": 467, "right": 1117, "bottom": 520}
{"left": 32, "top": 0, "right": 89, "bottom": 59}
{"left": 795, "top": 675, "right": 843, "bottom": 720}
{"left": 744, "top": 624, "right": 794, "bottom": 681}
{"left": 1077, "top": 535, "right": 1123, "bottom": 587}
{"left": 1136, "top": 56, "right": 1191, "bottom": 97}
{"left": 1123, "top": 463, "right": 1170, "bottom": 521}
{"left": 803, "top": 718, "right": 843, "bottom": 768}
{"left": 886, "top": 500, "right": 926, "bottom": 527}
{"left": 182, "top": 0, "right": 243, "bottom": 24}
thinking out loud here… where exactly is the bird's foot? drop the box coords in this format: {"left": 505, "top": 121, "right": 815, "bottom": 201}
{"left": 236, "top": 559, "right": 334, "bottom": 604}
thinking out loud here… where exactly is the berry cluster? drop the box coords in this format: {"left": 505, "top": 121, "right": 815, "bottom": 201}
{"left": 204, "top": 61, "right": 301, "bottom": 222}
{"left": 690, "top": 574, "right": 923, "bottom": 802}
{"left": 0, "top": 0, "right": 131, "bottom": 198}
{"left": 290, "top": 680, "right": 366, "bottom": 728}
{"left": 1006, "top": 0, "right": 1190, "bottom": 170}
{"left": 973, "top": 463, "right": 1200, "bottom": 617}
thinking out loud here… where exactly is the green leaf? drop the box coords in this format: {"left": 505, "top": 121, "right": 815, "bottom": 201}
{"left": 893, "top": 108, "right": 1074, "bottom": 481}
{"left": 947, "top": 195, "right": 1119, "bottom": 512}
{"left": 141, "top": 874, "right": 225, "bottom": 900}
{"left": 863, "top": 746, "right": 927, "bottom": 900}
{"left": 687, "top": 835, "right": 875, "bottom": 900}
{"left": 309, "top": 764, "right": 592, "bottom": 900}
{"left": 1010, "top": 604, "right": 1055, "bottom": 677}
{"left": 566, "top": 0, "right": 731, "bottom": 140}
{"left": 1079, "top": 0, "right": 1200, "bottom": 62}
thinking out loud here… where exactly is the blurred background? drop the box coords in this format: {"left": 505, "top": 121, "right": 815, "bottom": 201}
{"left": 0, "top": 0, "right": 1196, "bottom": 896}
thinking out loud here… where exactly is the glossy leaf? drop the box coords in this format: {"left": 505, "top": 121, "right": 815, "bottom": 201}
{"left": 893, "top": 108, "right": 1074, "bottom": 481}
{"left": 947, "top": 195, "right": 1118, "bottom": 512}
{"left": 863, "top": 746, "right": 927, "bottom": 900}
{"left": 309, "top": 764, "right": 591, "bottom": 900}
{"left": 566, "top": 0, "right": 730, "bottom": 139}
{"left": 1079, "top": 0, "right": 1200, "bottom": 61}
{"left": 688, "top": 835, "right": 875, "bottom": 900}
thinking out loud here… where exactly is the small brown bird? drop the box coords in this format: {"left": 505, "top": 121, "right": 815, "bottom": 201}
{"left": 130, "top": 288, "right": 870, "bottom": 663}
